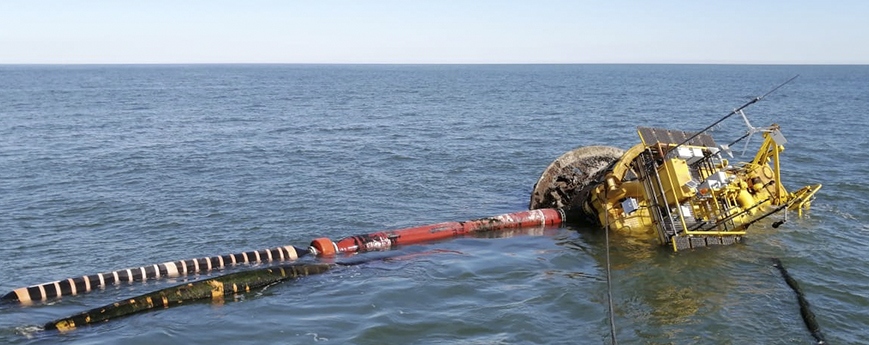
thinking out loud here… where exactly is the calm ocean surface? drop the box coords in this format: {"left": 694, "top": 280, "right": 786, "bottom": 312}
{"left": 1, "top": 64, "right": 867, "bottom": 344}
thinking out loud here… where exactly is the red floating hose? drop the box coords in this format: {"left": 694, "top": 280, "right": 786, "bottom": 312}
{"left": 310, "top": 208, "right": 564, "bottom": 256}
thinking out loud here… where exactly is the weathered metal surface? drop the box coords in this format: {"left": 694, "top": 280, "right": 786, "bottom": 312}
{"left": 528, "top": 146, "right": 624, "bottom": 214}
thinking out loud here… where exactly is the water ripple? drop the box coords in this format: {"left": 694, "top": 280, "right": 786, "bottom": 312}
{"left": 0, "top": 64, "right": 865, "bottom": 344}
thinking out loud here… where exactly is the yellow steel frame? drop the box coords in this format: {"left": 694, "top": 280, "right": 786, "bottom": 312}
{"left": 600, "top": 125, "right": 819, "bottom": 251}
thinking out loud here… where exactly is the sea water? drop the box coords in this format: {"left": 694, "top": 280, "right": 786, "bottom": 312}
{"left": 1, "top": 64, "right": 867, "bottom": 344}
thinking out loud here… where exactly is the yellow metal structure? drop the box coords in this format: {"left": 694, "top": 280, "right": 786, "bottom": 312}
{"left": 528, "top": 78, "right": 821, "bottom": 251}
{"left": 583, "top": 125, "right": 821, "bottom": 251}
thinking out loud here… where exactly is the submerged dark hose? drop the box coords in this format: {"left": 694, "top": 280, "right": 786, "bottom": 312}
{"left": 41, "top": 250, "right": 447, "bottom": 332}
{"left": 43, "top": 263, "right": 333, "bottom": 332}
{"left": 771, "top": 258, "right": 827, "bottom": 344}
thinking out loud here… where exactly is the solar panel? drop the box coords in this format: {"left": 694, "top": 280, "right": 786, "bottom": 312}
{"left": 637, "top": 127, "right": 717, "bottom": 147}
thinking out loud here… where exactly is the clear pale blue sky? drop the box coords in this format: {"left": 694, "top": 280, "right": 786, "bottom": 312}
{"left": 1, "top": 0, "right": 866, "bottom": 64}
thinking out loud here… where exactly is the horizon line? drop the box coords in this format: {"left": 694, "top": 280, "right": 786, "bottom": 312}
{"left": 1, "top": 62, "right": 868, "bottom": 66}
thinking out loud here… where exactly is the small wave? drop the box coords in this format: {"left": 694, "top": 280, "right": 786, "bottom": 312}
{"left": 813, "top": 203, "right": 858, "bottom": 221}
{"left": 305, "top": 332, "right": 329, "bottom": 342}
{"left": 15, "top": 325, "right": 42, "bottom": 339}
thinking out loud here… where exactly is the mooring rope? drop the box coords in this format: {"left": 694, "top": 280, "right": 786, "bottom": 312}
{"left": 771, "top": 258, "right": 827, "bottom": 344}
{"left": 603, "top": 204, "right": 618, "bottom": 345}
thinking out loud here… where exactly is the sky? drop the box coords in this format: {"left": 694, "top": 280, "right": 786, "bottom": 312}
{"left": 1, "top": 0, "right": 867, "bottom": 64}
